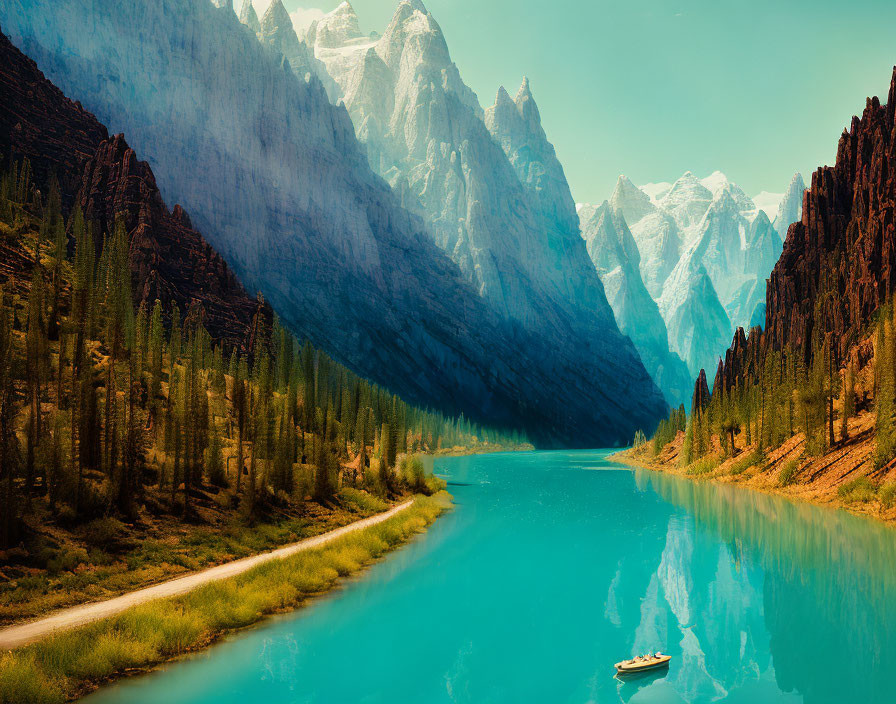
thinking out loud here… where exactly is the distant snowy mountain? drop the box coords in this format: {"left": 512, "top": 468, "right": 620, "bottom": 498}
{"left": 579, "top": 202, "right": 693, "bottom": 407}
{"left": 773, "top": 173, "right": 806, "bottom": 241}
{"left": 657, "top": 232, "right": 733, "bottom": 380}
{"left": 599, "top": 170, "right": 797, "bottom": 380}
{"left": 310, "top": 1, "right": 615, "bottom": 325}
{"left": 300, "top": 0, "right": 666, "bottom": 410}
{"left": 609, "top": 176, "right": 682, "bottom": 299}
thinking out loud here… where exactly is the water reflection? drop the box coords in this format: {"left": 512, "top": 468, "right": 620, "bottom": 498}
{"left": 81, "top": 452, "right": 896, "bottom": 704}
{"left": 636, "top": 468, "right": 896, "bottom": 703}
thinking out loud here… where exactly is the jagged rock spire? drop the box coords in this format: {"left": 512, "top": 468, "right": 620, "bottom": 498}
{"left": 238, "top": 0, "right": 260, "bottom": 34}
{"left": 261, "top": 0, "right": 292, "bottom": 34}
{"left": 711, "top": 358, "right": 725, "bottom": 396}
{"left": 692, "top": 368, "right": 710, "bottom": 412}
{"left": 514, "top": 76, "right": 541, "bottom": 132}
{"left": 494, "top": 85, "right": 513, "bottom": 106}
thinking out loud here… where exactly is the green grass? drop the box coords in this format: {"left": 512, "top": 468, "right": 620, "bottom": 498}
{"left": 338, "top": 487, "right": 389, "bottom": 514}
{"left": 0, "top": 487, "right": 392, "bottom": 625}
{"left": 686, "top": 455, "right": 722, "bottom": 476}
{"left": 837, "top": 477, "right": 878, "bottom": 503}
{"left": 729, "top": 450, "right": 761, "bottom": 476}
{"left": 0, "top": 493, "right": 450, "bottom": 704}
{"left": 880, "top": 482, "right": 896, "bottom": 509}
{"left": 778, "top": 460, "right": 800, "bottom": 487}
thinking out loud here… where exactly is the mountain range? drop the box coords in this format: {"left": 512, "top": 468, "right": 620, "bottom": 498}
{"left": 302, "top": 0, "right": 699, "bottom": 407}
{"left": 584, "top": 170, "right": 804, "bottom": 383}
{"left": 0, "top": 0, "right": 667, "bottom": 445}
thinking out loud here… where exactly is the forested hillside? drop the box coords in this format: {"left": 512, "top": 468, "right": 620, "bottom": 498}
{"left": 0, "top": 27, "right": 526, "bottom": 622}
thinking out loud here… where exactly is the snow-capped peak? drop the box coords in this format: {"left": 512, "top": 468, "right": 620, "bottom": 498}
{"left": 401, "top": 0, "right": 430, "bottom": 13}
{"left": 314, "top": 1, "right": 363, "bottom": 48}
{"left": 659, "top": 171, "right": 713, "bottom": 230}
{"left": 378, "top": 0, "right": 447, "bottom": 71}
{"left": 610, "top": 174, "right": 656, "bottom": 225}
{"left": 699, "top": 170, "right": 729, "bottom": 196}
{"left": 515, "top": 76, "right": 533, "bottom": 103}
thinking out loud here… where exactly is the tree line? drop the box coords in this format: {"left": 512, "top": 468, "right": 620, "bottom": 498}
{"left": 643, "top": 256, "right": 887, "bottom": 470}
{"left": 0, "top": 158, "right": 527, "bottom": 548}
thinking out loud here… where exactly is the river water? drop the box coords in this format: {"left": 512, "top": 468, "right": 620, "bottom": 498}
{"left": 84, "top": 450, "right": 896, "bottom": 703}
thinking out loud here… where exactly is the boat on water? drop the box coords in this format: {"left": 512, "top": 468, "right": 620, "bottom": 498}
{"left": 614, "top": 653, "right": 671, "bottom": 674}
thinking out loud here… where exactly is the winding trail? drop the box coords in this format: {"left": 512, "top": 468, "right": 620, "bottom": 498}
{"left": 0, "top": 500, "right": 414, "bottom": 651}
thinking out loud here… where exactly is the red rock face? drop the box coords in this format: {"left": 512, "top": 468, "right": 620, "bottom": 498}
{"left": 713, "top": 67, "right": 896, "bottom": 392}
{"left": 0, "top": 32, "right": 106, "bottom": 208}
{"left": 692, "top": 368, "right": 710, "bottom": 413}
{"left": 0, "top": 31, "right": 268, "bottom": 352}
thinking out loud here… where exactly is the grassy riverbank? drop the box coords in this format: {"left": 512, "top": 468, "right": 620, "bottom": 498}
{"left": 612, "top": 407, "right": 896, "bottom": 525}
{"left": 0, "top": 491, "right": 450, "bottom": 703}
{"left": 0, "top": 488, "right": 396, "bottom": 627}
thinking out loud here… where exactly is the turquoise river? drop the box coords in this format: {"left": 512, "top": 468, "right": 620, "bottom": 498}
{"left": 85, "top": 450, "right": 896, "bottom": 703}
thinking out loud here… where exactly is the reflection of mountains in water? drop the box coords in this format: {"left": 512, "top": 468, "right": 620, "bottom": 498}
{"left": 614, "top": 668, "right": 670, "bottom": 703}
{"left": 638, "top": 468, "right": 896, "bottom": 703}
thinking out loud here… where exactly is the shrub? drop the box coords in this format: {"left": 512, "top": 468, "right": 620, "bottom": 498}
{"left": 80, "top": 517, "right": 125, "bottom": 547}
{"left": 398, "top": 454, "right": 427, "bottom": 493}
{"left": 729, "top": 450, "right": 761, "bottom": 476}
{"left": 340, "top": 487, "right": 388, "bottom": 514}
{"left": 778, "top": 460, "right": 800, "bottom": 487}
{"left": 46, "top": 548, "right": 89, "bottom": 575}
{"left": 880, "top": 482, "right": 896, "bottom": 509}
{"left": 686, "top": 455, "right": 721, "bottom": 476}
{"left": 0, "top": 653, "right": 63, "bottom": 704}
{"left": 838, "top": 476, "right": 878, "bottom": 503}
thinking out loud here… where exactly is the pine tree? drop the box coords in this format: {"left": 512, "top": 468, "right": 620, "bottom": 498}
{"left": 25, "top": 263, "right": 47, "bottom": 501}
{"left": 0, "top": 289, "right": 21, "bottom": 547}
{"left": 169, "top": 302, "right": 181, "bottom": 378}
{"left": 380, "top": 421, "right": 393, "bottom": 493}
{"left": 207, "top": 418, "right": 226, "bottom": 488}
{"left": 148, "top": 299, "right": 163, "bottom": 412}
{"left": 874, "top": 315, "right": 895, "bottom": 468}
{"left": 45, "top": 176, "right": 66, "bottom": 341}
{"left": 842, "top": 359, "right": 855, "bottom": 441}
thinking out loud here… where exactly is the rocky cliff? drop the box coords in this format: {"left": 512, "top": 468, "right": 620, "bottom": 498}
{"left": 709, "top": 67, "right": 896, "bottom": 394}
{"left": 578, "top": 201, "right": 693, "bottom": 407}
{"left": 0, "top": 29, "right": 268, "bottom": 351}
{"left": 0, "top": 2, "right": 666, "bottom": 446}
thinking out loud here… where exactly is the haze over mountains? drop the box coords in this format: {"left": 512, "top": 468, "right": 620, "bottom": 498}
{"left": 585, "top": 170, "right": 803, "bottom": 382}
{"left": 300, "top": 0, "right": 806, "bottom": 398}
{"left": 1, "top": 0, "right": 810, "bottom": 443}
{"left": 1, "top": 0, "right": 670, "bottom": 446}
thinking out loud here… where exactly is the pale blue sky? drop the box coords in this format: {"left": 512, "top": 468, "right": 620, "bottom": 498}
{"left": 272, "top": 0, "right": 896, "bottom": 202}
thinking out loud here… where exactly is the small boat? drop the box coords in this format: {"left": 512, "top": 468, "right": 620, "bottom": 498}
{"left": 614, "top": 653, "right": 671, "bottom": 674}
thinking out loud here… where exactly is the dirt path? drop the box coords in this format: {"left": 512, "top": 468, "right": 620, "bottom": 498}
{"left": 0, "top": 500, "right": 414, "bottom": 651}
